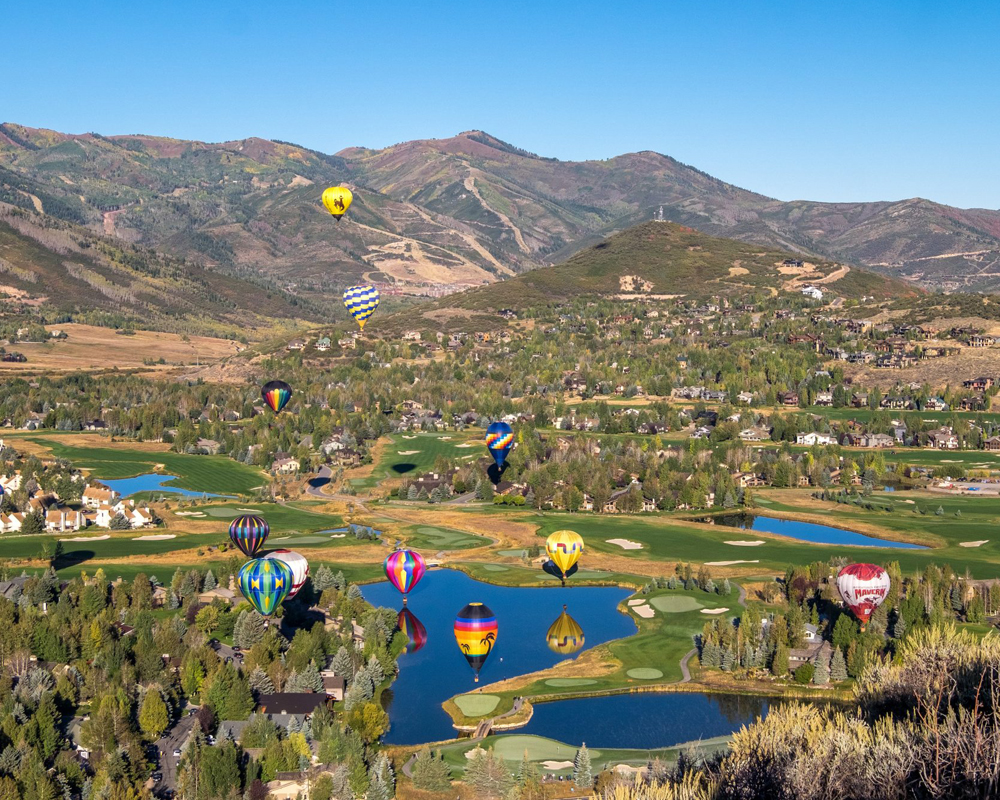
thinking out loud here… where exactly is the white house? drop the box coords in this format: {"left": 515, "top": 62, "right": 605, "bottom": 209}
{"left": 796, "top": 432, "right": 836, "bottom": 446}
{"left": 0, "top": 513, "right": 24, "bottom": 533}
{"left": 800, "top": 285, "right": 824, "bottom": 301}
{"left": 82, "top": 485, "right": 119, "bottom": 510}
{"left": 273, "top": 457, "right": 301, "bottom": 474}
{"left": 45, "top": 508, "right": 86, "bottom": 533}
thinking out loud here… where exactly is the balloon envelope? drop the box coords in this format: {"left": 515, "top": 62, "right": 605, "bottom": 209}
{"left": 543, "top": 560, "right": 578, "bottom": 581}
{"left": 837, "top": 563, "right": 891, "bottom": 627}
{"left": 545, "top": 530, "right": 584, "bottom": 579}
{"left": 485, "top": 422, "right": 514, "bottom": 468}
{"left": 397, "top": 607, "right": 428, "bottom": 653}
{"left": 229, "top": 515, "right": 269, "bottom": 557}
{"left": 238, "top": 557, "right": 293, "bottom": 617}
{"left": 547, "top": 606, "right": 585, "bottom": 656}
{"left": 263, "top": 549, "right": 309, "bottom": 599}
{"left": 343, "top": 285, "right": 380, "bottom": 331}
{"left": 454, "top": 602, "right": 498, "bottom": 682}
{"left": 261, "top": 380, "right": 292, "bottom": 414}
{"left": 322, "top": 186, "right": 353, "bottom": 220}
{"left": 384, "top": 549, "right": 426, "bottom": 598}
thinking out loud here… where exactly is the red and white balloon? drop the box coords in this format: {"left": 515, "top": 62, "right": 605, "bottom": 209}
{"left": 263, "top": 550, "right": 310, "bottom": 599}
{"left": 836, "top": 563, "right": 890, "bottom": 628}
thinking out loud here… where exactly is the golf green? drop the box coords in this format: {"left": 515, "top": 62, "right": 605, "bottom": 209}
{"left": 454, "top": 694, "right": 501, "bottom": 716}
{"left": 483, "top": 564, "right": 509, "bottom": 572}
{"left": 626, "top": 668, "right": 664, "bottom": 680}
{"left": 544, "top": 678, "right": 598, "bottom": 687}
{"left": 649, "top": 596, "right": 705, "bottom": 613}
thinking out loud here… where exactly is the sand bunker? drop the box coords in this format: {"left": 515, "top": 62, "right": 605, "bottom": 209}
{"left": 401, "top": 435, "right": 417, "bottom": 439}
{"left": 706, "top": 560, "right": 760, "bottom": 566}
{"left": 607, "top": 538, "right": 643, "bottom": 550}
{"left": 542, "top": 761, "right": 574, "bottom": 770}
{"left": 59, "top": 534, "right": 110, "bottom": 542}
{"left": 133, "top": 534, "right": 176, "bottom": 541}
{"left": 632, "top": 605, "right": 655, "bottom": 618}
{"left": 440, "top": 436, "right": 452, "bottom": 440}
{"left": 455, "top": 443, "right": 477, "bottom": 448}
{"left": 175, "top": 511, "right": 205, "bottom": 517}
{"left": 236, "top": 507, "right": 262, "bottom": 513}
{"left": 701, "top": 608, "right": 730, "bottom": 615}
{"left": 726, "top": 540, "right": 765, "bottom": 547}
{"left": 330, "top": 534, "right": 346, "bottom": 539}
{"left": 627, "top": 598, "right": 647, "bottom": 607}
{"left": 397, "top": 450, "right": 420, "bottom": 455}
{"left": 960, "top": 540, "right": 989, "bottom": 548}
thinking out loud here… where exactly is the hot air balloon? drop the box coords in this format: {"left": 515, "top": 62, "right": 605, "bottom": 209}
{"left": 454, "top": 602, "right": 498, "bottom": 683}
{"left": 545, "top": 530, "right": 584, "bottom": 584}
{"left": 238, "top": 557, "right": 293, "bottom": 617}
{"left": 485, "top": 422, "right": 514, "bottom": 470}
{"left": 397, "top": 607, "right": 428, "bottom": 653}
{"left": 384, "top": 549, "right": 426, "bottom": 603}
{"left": 263, "top": 550, "right": 309, "bottom": 599}
{"left": 322, "top": 186, "right": 353, "bottom": 221}
{"left": 261, "top": 380, "right": 292, "bottom": 414}
{"left": 229, "top": 515, "right": 269, "bottom": 557}
{"left": 343, "top": 285, "right": 380, "bottom": 331}
{"left": 543, "top": 560, "right": 578, "bottom": 582}
{"left": 837, "top": 563, "right": 891, "bottom": 630}
{"left": 546, "top": 606, "right": 585, "bottom": 656}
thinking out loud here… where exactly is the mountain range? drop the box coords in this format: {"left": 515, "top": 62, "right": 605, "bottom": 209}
{"left": 2, "top": 122, "right": 999, "bottom": 294}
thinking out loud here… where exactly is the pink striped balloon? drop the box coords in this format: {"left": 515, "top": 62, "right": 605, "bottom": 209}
{"left": 383, "top": 549, "right": 426, "bottom": 602}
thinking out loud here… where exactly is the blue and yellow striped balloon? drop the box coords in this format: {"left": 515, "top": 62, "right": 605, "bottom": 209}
{"left": 343, "top": 285, "right": 380, "bottom": 331}
{"left": 238, "top": 557, "right": 293, "bottom": 617}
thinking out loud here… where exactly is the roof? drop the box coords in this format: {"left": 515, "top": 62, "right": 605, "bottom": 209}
{"left": 257, "top": 693, "right": 327, "bottom": 716}
{"left": 217, "top": 720, "right": 250, "bottom": 742}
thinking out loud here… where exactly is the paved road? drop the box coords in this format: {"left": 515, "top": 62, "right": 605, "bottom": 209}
{"left": 306, "top": 465, "right": 334, "bottom": 498}
{"left": 155, "top": 711, "right": 198, "bottom": 793}
{"left": 678, "top": 648, "right": 697, "bottom": 682}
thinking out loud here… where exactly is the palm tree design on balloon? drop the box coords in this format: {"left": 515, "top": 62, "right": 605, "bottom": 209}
{"left": 481, "top": 631, "right": 496, "bottom": 654}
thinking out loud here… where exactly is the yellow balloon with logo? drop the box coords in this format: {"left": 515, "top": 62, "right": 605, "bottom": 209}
{"left": 545, "top": 529, "right": 584, "bottom": 580}
{"left": 322, "top": 186, "right": 353, "bottom": 221}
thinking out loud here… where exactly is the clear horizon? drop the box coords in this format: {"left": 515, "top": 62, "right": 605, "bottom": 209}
{"left": 6, "top": 0, "right": 999, "bottom": 209}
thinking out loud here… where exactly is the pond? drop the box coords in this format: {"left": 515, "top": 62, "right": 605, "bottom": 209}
{"left": 519, "top": 692, "right": 781, "bottom": 749}
{"left": 96, "top": 473, "right": 234, "bottom": 499}
{"left": 709, "top": 514, "right": 926, "bottom": 549}
{"left": 362, "top": 569, "right": 635, "bottom": 745}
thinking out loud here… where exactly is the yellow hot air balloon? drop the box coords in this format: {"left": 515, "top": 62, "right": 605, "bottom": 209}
{"left": 547, "top": 606, "right": 585, "bottom": 656}
{"left": 545, "top": 530, "right": 584, "bottom": 581}
{"left": 322, "top": 186, "right": 353, "bottom": 221}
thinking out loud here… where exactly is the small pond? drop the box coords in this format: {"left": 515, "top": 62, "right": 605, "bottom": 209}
{"left": 708, "top": 514, "right": 926, "bottom": 549}
{"left": 97, "top": 473, "right": 234, "bottom": 499}
{"left": 362, "top": 569, "right": 635, "bottom": 745}
{"left": 519, "top": 692, "right": 781, "bottom": 749}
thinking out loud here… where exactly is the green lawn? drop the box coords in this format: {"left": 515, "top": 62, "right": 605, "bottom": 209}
{"left": 24, "top": 435, "right": 265, "bottom": 494}
{"left": 0, "top": 532, "right": 225, "bottom": 561}
{"left": 351, "top": 432, "right": 480, "bottom": 489}
{"left": 176, "top": 501, "right": 346, "bottom": 534}
{"left": 399, "top": 525, "right": 487, "bottom": 551}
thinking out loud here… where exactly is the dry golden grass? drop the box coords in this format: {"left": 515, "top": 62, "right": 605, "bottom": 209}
{"left": 1, "top": 323, "right": 240, "bottom": 373}
{"left": 841, "top": 341, "right": 1000, "bottom": 390}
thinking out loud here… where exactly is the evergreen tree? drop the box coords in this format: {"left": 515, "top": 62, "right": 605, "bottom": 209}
{"left": 332, "top": 646, "right": 354, "bottom": 680}
{"left": 347, "top": 584, "right": 362, "bottom": 601}
{"left": 573, "top": 744, "right": 592, "bottom": 788}
{"left": 721, "top": 578, "right": 731, "bottom": 596}
{"left": 203, "top": 570, "right": 217, "bottom": 591}
{"left": 721, "top": 647, "right": 736, "bottom": 672}
{"left": 813, "top": 654, "right": 830, "bottom": 685}
{"left": 407, "top": 484, "right": 418, "bottom": 501}
{"left": 248, "top": 667, "right": 275, "bottom": 695}
{"left": 313, "top": 565, "right": 335, "bottom": 591}
{"left": 772, "top": 643, "right": 789, "bottom": 676}
{"left": 704, "top": 578, "right": 717, "bottom": 594}
{"left": 830, "top": 648, "right": 848, "bottom": 682}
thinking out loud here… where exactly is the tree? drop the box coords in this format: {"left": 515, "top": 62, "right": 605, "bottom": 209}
{"left": 412, "top": 749, "right": 451, "bottom": 792}
{"left": 344, "top": 702, "right": 388, "bottom": 744}
{"left": 248, "top": 666, "right": 275, "bottom": 695}
{"left": 109, "top": 512, "right": 132, "bottom": 531}
{"left": 194, "top": 605, "right": 220, "bottom": 635}
{"left": 138, "top": 691, "right": 169, "bottom": 740}
{"left": 203, "top": 570, "right": 217, "bottom": 591}
{"left": 573, "top": 743, "right": 593, "bottom": 788}
{"left": 466, "top": 747, "right": 513, "bottom": 798}
{"left": 794, "top": 662, "right": 815, "bottom": 684}
{"left": 204, "top": 664, "right": 254, "bottom": 721}
{"left": 830, "top": 647, "right": 848, "bottom": 682}
{"left": 332, "top": 645, "right": 354, "bottom": 680}
{"left": 813, "top": 654, "right": 830, "bottom": 685}
{"left": 199, "top": 740, "right": 242, "bottom": 799}
{"left": 772, "top": 643, "right": 789, "bottom": 676}
{"left": 313, "top": 565, "right": 335, "bottom": 591}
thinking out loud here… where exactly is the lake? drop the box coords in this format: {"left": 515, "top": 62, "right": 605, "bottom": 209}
{"left": 709, "top": 514, "right": 926, "bottom": 549}
{"left": 362, "top": 569, "right": 635, "bottom": 744}
{"left": 96, "top": 473, "right": 233, "bottom": 499}
{"left": 519, "top": 692, "right": 780, "bottom": 749}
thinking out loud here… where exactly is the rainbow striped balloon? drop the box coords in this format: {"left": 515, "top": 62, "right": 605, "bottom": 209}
{"left": 485, "top": 421, "right": 514, "bottom": 468}
{"left": 229, "top": 515, "right": 269, "bottom": 557}
{"left": 343, "top": 285, "right": 380, "bottom": 331}
{"left": 397, "top": 607, "right": 428, "bottom": 653}
{"left": 454, "top": 602, "right": 498, "bottom": 682}
{"left": 238, "top": 557, "right": 293, "bottom": 617}
{"left": 261, "top": 380, "right": 292, "bottom": 414}
{"left": 384, "top": 549, "right": 426, "bottom": 601}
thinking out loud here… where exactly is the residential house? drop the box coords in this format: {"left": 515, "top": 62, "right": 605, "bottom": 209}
{"left": 196, "top": 438, "right": 221, "bottom": 455}
{"left": 778, "top": 391, "right": 800, "bottom": 406}
{"left": 320, "top": 674, "right": 346, "bottom": 701}
{"left": 0, "top": 512, "right": 25, "bottom": 533}
{"left": 315, "top": 336, "right": 331, "bottom": 352}
{"left": 257, "top": 693, "right": 330, "bottom": 720}
{"left": 272, "top": 457, "right": 301, "bottom": 474}
{"left": 736, "top": 391, "right": 755, "bottom": 404}
{"left": 927, "top": 427, "right": 959, "bottom": 449}
{"left": 739, "top": 427, "right": 771, "bottom": 442}
{"left": 734, "top": 472, "right": 767, "bottom": 488}
{"left": 964, "top": 376, "right": 995, "bottom": 392}
{"left": 81, "top": 484, "right": 119, "bottom": 509}
{"left": 45, "top": 508, "right": 86, "bottom": 532}
{"left": 814, "top": 392, "right": 834, "bottom": 406}
{"left": 860, "top": 433, "right": 895, "bottom": 449}
{"left": 286, "top": 338, "right": 306, "bottom": 351}
{"left": 985, "top": 436, "right": 1000, "bottom": 452}
{"left": 198, "top": 587, "right": 237, "bottom": 606}
{"left": 796, "top": 432, "right": 836, "bottom": 446}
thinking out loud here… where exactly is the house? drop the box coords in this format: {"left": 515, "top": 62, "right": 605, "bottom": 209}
{"left": 402, "top": 330, "right": 422, "bottom": 341}
{"left": 84, "top": 419, "right": 107, "bottom": 431}
{"left": 968, "top": 334, "right": 996, "bottom": 348}
{"left": 286, "top": 338, "right": 307, "bottom": 351}
{"left": 198, "top": 587, "right": 237, "bottom": 606}
{"left": 985, "top": 436, "right": 1000, "bottom": 452}
{"left": 0, "top": 512, "right": 25, "bottom": 533}
{"left": 217, "top": 720, "right": 250, "bottom": 743}
{"left": 859, "top": 433, "right": 895, "bottom": 449}
{"left": 796, "top": 432, "right": 836, "bottom": 446}
{"left": 800, "top": 285, "right": 824, "bottom": 301}
{"left": 778, "top": 391, "right": 800, "bottom": 406}
{"left": 125, "top": 506, "right": 155, "bottom": 528}
{"left": 315, "top": 336, "right": 331, "bottom": 352}
{"left": 927, "top": 427, "right": 959, "bottom": 449}
{"left": 321, "top": 674, "right": 346, "bottom": 701}
{"left": 338, "top": 337, "right": 356, "bottom": 350}
{"left": 737, "top": 391, "right": 754, "bottom": 404}
{"left": 196, "top": 438, "right": 222, "bottom": 455}
{"left": 45, "top": 508, "right": 86, "bottom": 532}
{"left": 924, "top": 397, "right": 947, "bottom": 411}
{"left": 789, "top": 639, "right": 833, "bottom": 670}
{"left": 257, "top": 693, "right": 329, "bottom": 719}
{"left": 814, "top": 392, "right": 834, "bottom": 406}
{"left": 739, "top": 427, "right": 771, "bottom": 442}
{"left": 81, "top": 484, "right": 119, "bottom": 509}
{"left": 734, "top": 472, "right": 767, "bottom": 488}
{"left": 272, "top": 457, "right": 301, "bottom": 474}
{"left": 964, "top": 376, "right": 995, "bottom": 392}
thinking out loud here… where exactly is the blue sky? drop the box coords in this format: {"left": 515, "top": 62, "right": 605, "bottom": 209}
{"left": 5, "top": 1, "right": 998, "bottom": 208}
